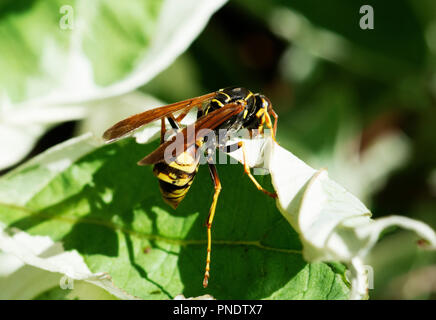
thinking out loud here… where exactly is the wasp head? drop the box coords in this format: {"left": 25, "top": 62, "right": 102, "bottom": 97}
{"left": 244, "top": 94, "right": 274, "bottom": 136}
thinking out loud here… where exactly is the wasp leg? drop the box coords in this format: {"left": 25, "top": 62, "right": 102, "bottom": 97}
{"left": 219, "top": 142, "right": 276, "bottom": 198}
{"left": 270, "top": 109, "right": 278, "bottom": 138}
{"left": 160, "top": 119, "right": 166, "bottom": 143}
{"left": 203, "top": 159, "right": 222, "bottom": 288}
{"left": 167, "top": 114, "right": 181, "bottom": 130}
{"left": 161, "top": 115, "right": 181, "bottom": 143}
{"left": 240, "top": 141, "right": 277, "bottom": 198}
{"left": 264, "top": 110, "right": 277, "bottom": 143}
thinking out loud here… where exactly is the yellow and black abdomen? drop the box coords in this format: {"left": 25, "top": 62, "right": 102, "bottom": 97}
{"left": 152, "top": 146, "right": 199, "bottom": 209}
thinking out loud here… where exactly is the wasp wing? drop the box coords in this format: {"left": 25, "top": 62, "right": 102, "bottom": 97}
{"left": 138, "top": 102, "right": 245, "bottom": 165}
{"left": 102, "top": 92, "right": 217, "bottom": 142}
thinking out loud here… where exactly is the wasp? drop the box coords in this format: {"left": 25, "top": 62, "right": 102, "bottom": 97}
{"left": 103, "top": 87, "right": 278, "bottom": 288}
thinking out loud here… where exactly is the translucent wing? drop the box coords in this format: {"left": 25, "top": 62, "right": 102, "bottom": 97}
{"left": 102, "top": 92, "right": 217, "bottom": 142}
{"left": 138, "top": 102, "right": 246, "bottom": 165}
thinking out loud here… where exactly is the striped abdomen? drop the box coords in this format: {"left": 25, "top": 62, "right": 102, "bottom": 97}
{"left": 152, "top": 145, "right": 199, "bottom": 209}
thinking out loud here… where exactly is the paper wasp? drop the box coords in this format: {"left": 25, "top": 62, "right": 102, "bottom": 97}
{"left": 103, "top": 87, "right": 278, "bottom": 288}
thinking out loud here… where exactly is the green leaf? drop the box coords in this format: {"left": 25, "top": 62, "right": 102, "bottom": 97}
{"left": 0, "top": 136, "right": 349, "bottom": 299}
{"left": 1, "top": 133, "right": 435, "bottom": 300}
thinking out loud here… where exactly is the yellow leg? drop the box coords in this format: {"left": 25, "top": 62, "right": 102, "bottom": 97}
{"left": 240, "top": 141, "right": 277, "bottom": 199}
{"left": 264, "top": 110, "right": 277, "bottom": 143}
{"left": 203, "top": 162, "right": 222, "bottom": 288}
{"left": 270, "top": 108, "right": 278, "bottom": 138}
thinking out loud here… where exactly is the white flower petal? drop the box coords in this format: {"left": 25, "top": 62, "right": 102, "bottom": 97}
{"left": 0, "top": 225, "right": 137, "bottom": 300}
{"left": 232, "top": 138, "right": 436, "bottom": 299}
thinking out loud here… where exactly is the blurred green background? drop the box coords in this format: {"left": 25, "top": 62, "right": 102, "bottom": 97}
{"left": 1, "top": 0, "right": 436, "bottom": 299}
